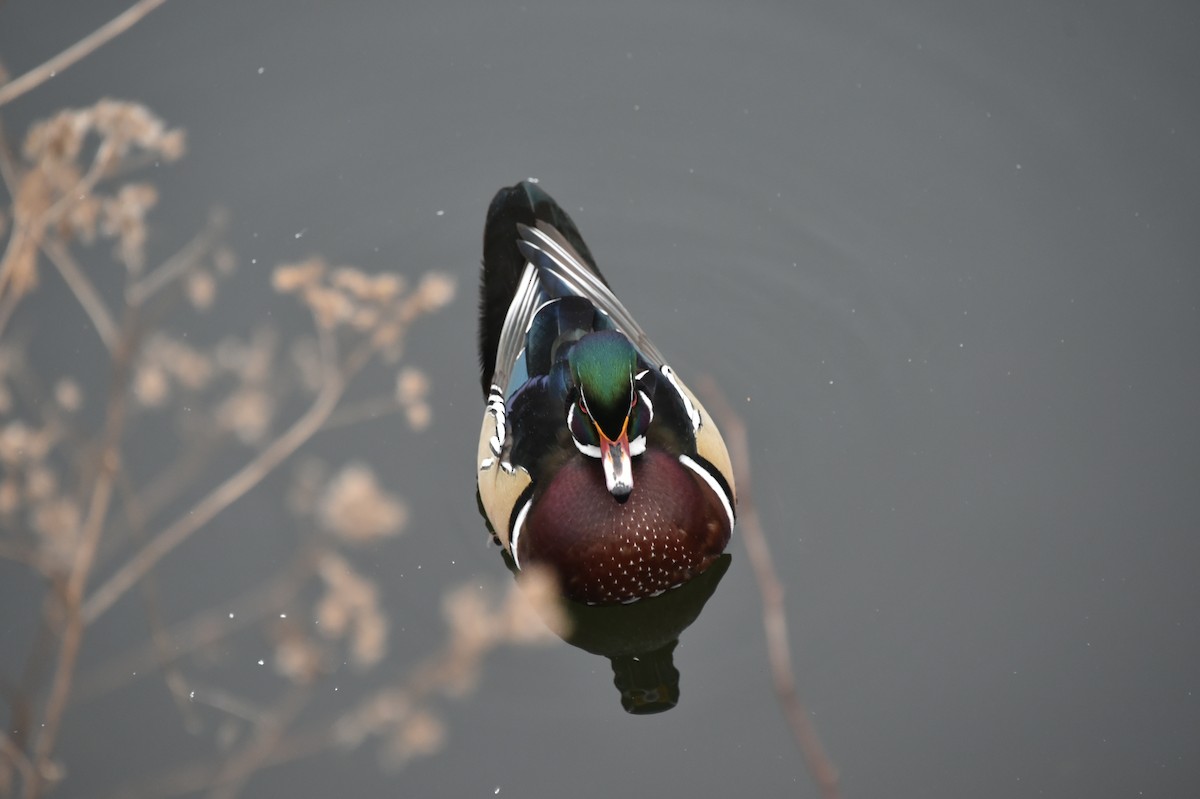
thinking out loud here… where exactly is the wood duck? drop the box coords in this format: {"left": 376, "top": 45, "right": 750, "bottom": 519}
{"left": 476, "top": 181, "right": 736, "bottom": 605}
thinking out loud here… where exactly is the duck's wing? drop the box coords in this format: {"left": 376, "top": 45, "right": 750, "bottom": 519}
{"left": 479, "top": 182, "right": 605, "bottom": 398}
{"left": 516, "top": 221, "right": 669, "bottom": 369}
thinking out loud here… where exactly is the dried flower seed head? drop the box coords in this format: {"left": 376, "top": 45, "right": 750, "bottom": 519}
{"left": 0, "top": 422, "right": 36, "bottom": 465}
{"left": 331, "top": 266, "right": 374, "bottom": 300}
{"left": 62, "top": 193, "right": 101, "bottom": 243}
{"left": 213, "top": 328, "right": 275, "bottom": 384}
{"left": 394, "top": 368, "right": 429, "bottom": 406}
{"left": 332, "top": 688, "right": 414, "bottom": 750}
{"left": 272, "top": 621, "right": 325, "bottom": 684}
{"left": 382, "top": 710, "right": 445, "bottom": 770}
{"left": 158, "top": 128, "right": 187, "bottom": 162}
{"left": 54, "top": 378, "right": 83, "bottom": 412}
{"left": 405, "top": 402, "right": 432, "bottom": 432}
{"left": 23, "top": 109, "right": 88, "bottom": 165}
{"left": 317, "top": 463, "right": 408, "bottom": 543}
{"left": 185, "top": 269, "right": 217, "bottom": 310}
{"left": 271, "top": 259, "right": 325, "bottom": 293}
{"left": 414, "top": 272, "right": 456, "bottom": 311}
{"left": 100, "top": 183, "right": 159, "bottom": 274}
{"left": 133, "top": 364, "right": 169, "bottom": 407}
{"left": 303, "top": 285, "right": 356, "bottom": 330}
{"left": 442, "top": 584, "right": 494, "bottom": 654}
{"left": 367, "top": 272, "right": 405, "bottom": 302}
{"left": 216, "top": 388, "right": 273, "bottom": 445}
{"left": 350, "top": 306, "right": 381, "bottom": 332}
{"left": 315, "top": 552, "right": 389, "bottom": 669}
{"left": 144, "top": 335, "right": 214, "bottom": 391}
{"left": 507, "top": 566, "right": 569, "bottom": 641}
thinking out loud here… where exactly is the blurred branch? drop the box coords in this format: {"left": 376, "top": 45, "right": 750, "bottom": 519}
{"left": 696, "top": 376, "right": 841, "bottom": 799}
{"left": 114, "top": 467, "right": 200, "bottom": 730}
{"left": 125, "top": 208, "right": 228, "bottom": 307}
{"left": 41, "top": 236, "right": 119, "bottom": 353}
{"left": 1, "top": 733, "right": 36, "bottom": 796}
{"left": 0, "top": 111, "right": 20, "bottom": 197}
{"left": 205, "top": 686, "right": 312, "bottom": 799}
{"left": 75, "top": 552, "right": 315, "bottom": 703}
{"left": 82, "top": 335, "right": 374, "bottom": 624}
{"left": 0, "top": 0, "right": 173, "bottom": 109}
{"left": 322, "top": 395, "right": 403, "bottom": 432}
{"left": 26, "top": 316, "right": 138, "bottom": 799}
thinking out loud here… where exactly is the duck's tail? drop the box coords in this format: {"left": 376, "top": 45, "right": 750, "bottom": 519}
{"left": 478, "top": 181, "right": 603, "bottom": 397}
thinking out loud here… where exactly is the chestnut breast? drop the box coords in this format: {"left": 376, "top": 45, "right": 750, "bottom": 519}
{"left": 520, "top": 449, "right": 731, "bottom": 604}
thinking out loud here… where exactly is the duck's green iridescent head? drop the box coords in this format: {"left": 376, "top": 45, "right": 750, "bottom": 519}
{"left": 567, "top": 330, "right": 641, "bottom": 497}
{"left": 569, "top": 331, "right": 636, "bottom": 436}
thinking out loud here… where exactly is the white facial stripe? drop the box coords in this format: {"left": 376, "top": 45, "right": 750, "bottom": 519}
{"left": 679, "top": 454, "right": 735, "bottom": 532}
{"left": 573, "top": 439, "right": 602, "bottom": 458}
{"left": 635, "top": 369, "right": 649, "bottom": 380}
{"left": 628, "top": 434, "right": 647, "bottom": 456}
{"left": 638, "top": 390, "right": 654, "bottom": 423}
{"left": 509, "top": 498, "right": 533, "bottom": 570}
{"left": 567, "top": 404, "right": 603, "bottom": 458}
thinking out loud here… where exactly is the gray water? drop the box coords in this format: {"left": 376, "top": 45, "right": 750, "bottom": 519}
{"left": 2, "top": 1, "right": 1198, "bottom": 797}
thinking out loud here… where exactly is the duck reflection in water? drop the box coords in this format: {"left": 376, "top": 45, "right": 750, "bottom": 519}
{"left": 475, "top": 181, "right": 737, "bottom": 711}
{"left": 510, "top": 550, "right": 731, "bottom": 714}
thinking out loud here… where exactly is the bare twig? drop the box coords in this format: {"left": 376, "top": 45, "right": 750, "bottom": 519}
{"left": 41, "top": 236, "right": 119, "bottom": 352}
{"left": 82, "top": 339, "right": 373, "bottom": 624}
{"left": 125, "top": 208, "right": 228, "bottom": 307}
{"left": 1, "top": 733, "right": 36, "bottom": 795}
{"left": 113, "top": 466, "right": 200, "bottom": 729}
{"left": 104, "top": 728, "right": 331, "bottom": 799}
{"left": 0, "top": 112, "right": 21, "bottom": 198}
{"left": 0, "top": 0, "right": 173, "bottom": 109}
{"left": 696, "top": 376, "right": 841, "bottom": 799}
{"left": 205, "top": 685, "right": 312, "bottom": 799}
{"left": 74, "top": 553, "right": 315, "bottom": 703}
{"left": 322, "top": 395, "right": 404, "bottom": 431}
{"left": 25, "top": 317, "right": 137, "bottom": 799}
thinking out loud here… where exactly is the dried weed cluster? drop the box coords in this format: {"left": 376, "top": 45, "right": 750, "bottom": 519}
{"left": 0, "top": 69, "right": 563, "bottom": 799}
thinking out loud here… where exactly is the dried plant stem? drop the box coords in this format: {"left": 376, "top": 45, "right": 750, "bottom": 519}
{"left": 322, "top": 395, "right": 404, "bottom": 431}
{"left": 41, "top": 236, "right": 119, "bottom": 352}
{"left": 106, "top": 729, "right": 331, "bottom": 799}
{"left": 125, "top": 208, "right": 228, "bottom": 306}
{"left": 82, "top": 339, "right": 373, "bottom": 624}
{"left": 0, "top": 113, "right": 20, "bottom": 196}
{"left": 75, "top": 553, "right": 315, "bottom": 703}
{"left": 0, "top": 0, "right": 173, "bottom": 109}
{"left": 114, "top": 468, "right": 200, "bottom": 729}
{"left": 696, "top": 376, "right": 841, "bottom": 799}
{"left": 2, "top": 733, "right": 36, "bottom": 794}
{"left": 204, "top": 686, "right": 312, "bottom": 799}
{"left": 25, "top": 325, "right": 136, "bottom": 799}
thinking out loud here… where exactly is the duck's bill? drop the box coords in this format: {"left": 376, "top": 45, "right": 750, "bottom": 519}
{"left": 599, "top": 429, "right": 633, "bottom": 497}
